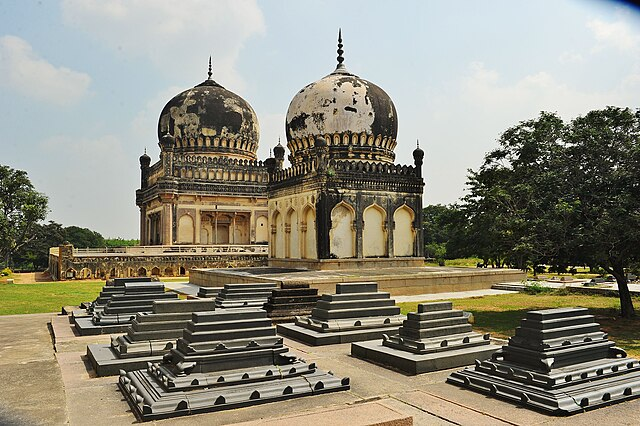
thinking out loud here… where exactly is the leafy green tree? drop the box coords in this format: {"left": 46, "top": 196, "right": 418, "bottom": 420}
{"left": 423, "top": 204, "right": 469, "bottom": 261}
{"left": 563, "top": 107, "right": 640, "bottom": 318}
{"left": 464, "top": 107, "right": 640, "bottom": 318}
{"left": 0, "top": 165, "right": 49, "bottom": 267}
{"left": 104, "top": 238, "right": 139, "bottom": 247}
{"left": 64, "top": 225, "right": 105, "bottom": 248}
{"left": 13, "top": 221, "right": 65, "bottom": 270}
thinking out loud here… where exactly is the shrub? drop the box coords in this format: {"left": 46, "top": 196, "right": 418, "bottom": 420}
{"left": 523, "top": 282, "right": 554, "bottom": 295}
{"left": 0, "top": 268, "right": 11, "bottom": 277}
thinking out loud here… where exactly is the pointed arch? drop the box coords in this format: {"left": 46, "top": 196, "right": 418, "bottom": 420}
{"left": 302, "top": 204, "right": 317, "bottom": 259}
{"left": 255, "top": 215, "right": 269, "bottom": 243}
{"left": 286, "top": 207, "right": 300, "bottom": 259}
{"left": 393, "top": 205, "right": 415, "bottom": 257}
{"left": 330, "top": 201, "right": 355, "bottom": 258}
{"left": 271, "top": 210, "right": 285, "bottom": 258}
{"left": 178, "top": 214, "right": 194, "bottom": 244}
{"left": 363, "top": 204, "right": 387, "bottom": 257}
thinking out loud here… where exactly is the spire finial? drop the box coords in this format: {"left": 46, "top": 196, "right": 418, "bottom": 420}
{"left": 416, "top": 139, "right": 420, "bottom": 148}
{"left": 207, "top": 56, "right": 212, "bottom": 80}
{"left": 144, "top": 147, "right": 147, "bottom": 154}
{"left": 337, "top": 28, "right": 344, "bottom": 67}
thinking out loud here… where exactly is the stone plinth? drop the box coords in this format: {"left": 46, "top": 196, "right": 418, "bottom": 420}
{"left": 74, "top": 283, "right": 178, "bottom": 336}
{"left": 352, "top": 301, "right": 498, "bottom": 374}
{"left": 214, "top": 282, "right": 278, "bottom": 308}
{"left": 118, "top": 308, "right": 349, "bottom": 421}
{"left": 276, "top": 282, "right": 404, "bottom": 345}
{"left": 264, "top": 282, "right": 319, "bottom": 323}
{"left": 87, "top": 299, "right": 216, "bottom": 376}
{"left": 447, "top": 307, "right": 640, "bottom": 415}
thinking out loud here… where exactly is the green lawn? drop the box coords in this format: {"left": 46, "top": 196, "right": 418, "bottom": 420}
{"left": 398, "top": 292, "right": 640, "bottom": 358}
{"left": 0, "top": 281, "right": 104, "bottom": 315}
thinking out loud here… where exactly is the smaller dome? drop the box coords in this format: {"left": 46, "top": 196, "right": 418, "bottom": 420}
{"left": 273, "top": 139, "right": 285, "bottom": 159}
{"left": 413, "top": 140, "right": 424, "bottom": 162}
{"left": 139, "top": 150, "right": 151, "bottom": 167}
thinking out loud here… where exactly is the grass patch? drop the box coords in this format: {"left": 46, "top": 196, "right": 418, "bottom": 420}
{"left": 0, "top": 281, "right": 104, "bottom": 315}
{"left": 398, "top": 292, "right": 640, "bottom": 358}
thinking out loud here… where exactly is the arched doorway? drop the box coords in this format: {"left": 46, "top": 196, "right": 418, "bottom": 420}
{"left": 329, "top": 202, "right": 355, "bottom": 258}
{"left": 393, "top": 205, "right": 415, "bottom": 256}
{"left": 137, "top": 267, "right": 147, "bottom": 277}
{"left": 363, "top": 204, "right": 386, "bottom": 257}
{"left": 302, "top": 206, "right": 317, "bottom": 259}
{"left": 287, "top": 208, "right": 300, "bottom": 258}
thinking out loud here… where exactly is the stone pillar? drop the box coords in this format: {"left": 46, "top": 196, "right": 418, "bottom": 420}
{"left": 355, "top": 193, "right": 363, "bottom": 259}
{"left": 249, "top": 209, "right": 256, "bottom": 244}
{"left": 162, "top": 204, "right": 172, "bottom": 245}
{"left": 195, "top": 207, "right": 201, "bottom": 244}
{"left": 139, "top": 206, "right": 147, "bottom": 245}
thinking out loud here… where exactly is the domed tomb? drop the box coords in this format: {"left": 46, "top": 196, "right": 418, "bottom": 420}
{"left": 285, "top": 31, "right": 398, "bottom": 165}
{"left": 158, "top": 59, "right": 260, "bottom": 161}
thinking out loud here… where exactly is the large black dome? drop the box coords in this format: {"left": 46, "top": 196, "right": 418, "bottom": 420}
{"left": 158, "top": 70, "right": 259, "bottom": 160}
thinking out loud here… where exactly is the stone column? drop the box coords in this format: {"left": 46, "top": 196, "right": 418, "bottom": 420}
{"left": 162, "top": 204, "right": 172, "bottom": 245}
{"left": 249, "top": 209, "right": 256, "bottom": 244}
{"left": 195, "top": 207, "right": 201, "bottom": 244}
{"left": 139, "top": 206, "right": 147, "bottom": 245}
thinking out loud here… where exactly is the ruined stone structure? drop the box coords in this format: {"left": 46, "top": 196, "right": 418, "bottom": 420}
{"left": 352, "top": 301, "right": 497, "bottom": 374}
{"left": 277, "top": 282, "right": 405, "bottom": 345}
{"left": 137, "top": 58, "right": 269, "bottom": 247}
{"left": 266, "top": 32, "right": 425, "bottom": 270}
{"left": 264, "top": 282, "right": 319, "bottom": 323}
{"left": 118, "top": 308, "right": 349, "bottom": 420}
{"left": 48, "top": 243, "right": 267, "bottom": 281}
{"left": 448, "top": 307, "right": 640, "bottom": 415}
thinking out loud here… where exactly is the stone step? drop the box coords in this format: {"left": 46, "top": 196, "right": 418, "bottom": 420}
{"left": 312, "top": 305, "right": 401, "bottom": 320}
{"left": 187, "top": 318, "right": 273, "bottom": 333}
{"left": 130, "top": 319, "right": 190, "bottom": 332}
{"left": 152, "top": 299, "right": 215, "bottom": 314}
{"left": 321, "top": 292, "right": 392, "bottom": 302}
{"left": 222, "top": 282, "right": 278, "bottom": 290}
{"left": 519, "top": 314, "right": 596, "bottom": 330}
{"left": 407, "top": 310, "right": 464, "bottom": 322}
{"left": 184, "top": 326, "right": 276, "bottom": 343}
{"left": 315, "top": 298, "right": 396, "bottom": 311}
{"left": 401, "top": 323, "right": 473, "bottom": 339}
{"left": 514, "top": 322, "right": 602, "bottom": 341}
{"left": 417, "top": 301, "right": 454, "bottom": 312}
{"left": 335, "top": 282, "right": 379, "bottom": 294}
{"left": 191, "top": 310, "right": 266, "bottom": 322}
{"left": 266, "top": 296, "right": 319, "bottom": 304}
{"left": 402, "top": 315, "right": 469, "bottom": 329}
{"left": 525, "top": 307, "right": 589, "bottom": 322}
{"left": 269, "top": 288, "right": 318, "bottom": 297}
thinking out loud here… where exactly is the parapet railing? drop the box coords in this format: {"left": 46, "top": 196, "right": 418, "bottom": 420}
{"left": 71, "top": 245, "right": 269, "bottom": 256}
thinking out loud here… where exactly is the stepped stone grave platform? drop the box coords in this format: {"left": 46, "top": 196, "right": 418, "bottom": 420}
{"left": 74, "top": 283, "right": 178, "bottom": 336}
{"left": 276, "top": 282, "right": 405, "bottom": 345}
{"left": 69, "top": 277, "right": 153, "bottom": 323}
{"left": 118, "top": 308, "right": 349, "bottom": 421}
{"left": 352, "top": 301, "right": 498, "bottom": 374}
{"left": 264, "top": 282, "right": 319, "bottom": 323}
{"left": 214, "top": 282, "right": 278, "bottom": 308}
{"left": 86, "top": 299, "right": 216, "bottom": 376}
{"left": 447, "top": 307, "right": 640, "bottom": 415}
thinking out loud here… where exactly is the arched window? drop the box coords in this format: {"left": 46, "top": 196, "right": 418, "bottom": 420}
{"left": 302, "top": 206, "right": 317, "bottom": 259}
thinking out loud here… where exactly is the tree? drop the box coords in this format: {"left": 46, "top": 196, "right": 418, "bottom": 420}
{"left": 64, "top": 225, "right": 105, "bottom": 248}
{"left": 423, "top": 204, "right": 469, "bottom": 262}
{"left": 0, "top": 165, "right": 48, "bottom": 267}
{"left": 12, "top": 221, "right": 65, "bottom": 270}
{"left": 563, "top": 107, "right": 640, "bottom": 318}
{"left": 464, "top": 107, "right": 640, "bottom": 318}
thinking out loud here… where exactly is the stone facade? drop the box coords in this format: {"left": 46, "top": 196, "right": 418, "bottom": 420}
{"left": 266, "top": 33, "right": 424, "bottom": 269}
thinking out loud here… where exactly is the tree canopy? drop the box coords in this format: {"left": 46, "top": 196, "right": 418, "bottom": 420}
{"left": 0, "top": 165, "right": 49, "bottom": 267}
{"left": 456, "top": 106, "right": 640, "bottom": 318}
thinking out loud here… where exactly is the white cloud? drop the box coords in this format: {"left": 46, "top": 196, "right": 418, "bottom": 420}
{"left": 0, "top": 35, "right": 91, "bottom": 105}
{"left": 558, "top": 51, "right": 584, "bottom": 64}
{"left": 61, "top": 0, "right": 265, "bottom": 90}
{"left": 587, "top": 18, "right": 640, "bottom": 53}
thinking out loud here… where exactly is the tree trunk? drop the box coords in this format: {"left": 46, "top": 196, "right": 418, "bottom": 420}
{"left": 608, "top": 265, "right": 635, "bottom": 319}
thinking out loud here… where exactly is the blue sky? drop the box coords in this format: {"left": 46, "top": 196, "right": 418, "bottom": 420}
{"left": 1, "top": 0, "right": 639, "bottom": 238}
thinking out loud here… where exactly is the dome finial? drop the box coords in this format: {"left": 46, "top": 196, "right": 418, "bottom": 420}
{"left": 144, "top": 147, "right": 147, "bottom": 154}
{"left": 207, "top": 56, "right": 213, "bottom": 80}
{"left": 416, "top": 139, "right": 420, "bottom": 148}
{"left": 337, "top": 29, "right": 344, "bottom": 67}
